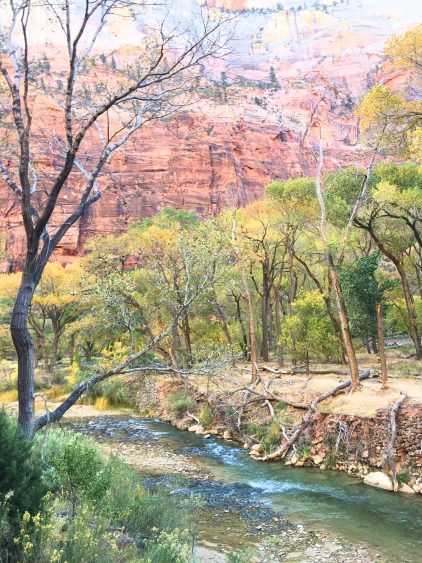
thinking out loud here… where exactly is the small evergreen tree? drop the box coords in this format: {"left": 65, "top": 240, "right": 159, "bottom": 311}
{"left": 269, "top": 65, "right": 280, "bottom": 90}
{"left": 0, "top": 410, "right": 49, "bottom": 557}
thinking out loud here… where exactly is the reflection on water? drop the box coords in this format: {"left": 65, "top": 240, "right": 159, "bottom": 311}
{"left": 68, "top": 417, "right": 422, "bottom": 562}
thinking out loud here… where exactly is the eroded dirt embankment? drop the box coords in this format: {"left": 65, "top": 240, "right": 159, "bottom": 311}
{"left": 131, "top": 368, "right": 422, "bottom": 494}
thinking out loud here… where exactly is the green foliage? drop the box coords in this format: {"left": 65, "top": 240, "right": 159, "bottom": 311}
{"left": 43, "top": 431, "right": 113, "bottom": 506}
{"left": 340, "top": 254, "right": 391, "bottom": 340}
{"left": 396, "top": 464, "right": 412, "bottom": 486}
{"left": 198, "top": 404, "right": 214, "bottom": 428}
{"left": 244, "top": 419, "right": 281, "bottom": 453}
{"left": 281, "top": 291, "right": 339, "bottom": 362}
{"left": 0, "top": 410, "right": 49, "bottom": 523}
{"left": 227, "top": 549, "right": 253, "bottom": 562}
{"left": 0, "top": 410, "right": 50, "bottom": 559}
{"left": 142, "top": 529, "right": 193, "bottom": 562}
{"left": 9, "top": 431, "right": 200, "bottom": 562}
{"left": 164, "top": 388, "right": 197, "bottom": 417}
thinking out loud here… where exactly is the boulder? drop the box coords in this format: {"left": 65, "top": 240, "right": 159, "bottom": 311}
{"left": 222, "top": 430, "right": 232, "bottom": 440}
{"left": 311, "top": 454, "right": 324, "bottom": 465}
{"left": 188, "top": 424, "right": 201, "bottom": 433}
{"left": 290, "top": 452, "right": 298, "bottom": 465}
{"left": 399, "top": 483, "right": 416, "bottom": 494}
{"left": 250, "top": 443, "right": 264, "bottom": 454}
{"left": 363, "top": 472, "right": 393, "bottom": 491}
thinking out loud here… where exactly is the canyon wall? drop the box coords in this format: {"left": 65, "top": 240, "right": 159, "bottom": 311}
{"left": 0, "top": 0, "right": 418, "bottom": 269}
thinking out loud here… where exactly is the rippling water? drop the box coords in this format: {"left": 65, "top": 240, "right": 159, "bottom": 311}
{"left": 67, "top": 416, "right": 422, "bottom": 562}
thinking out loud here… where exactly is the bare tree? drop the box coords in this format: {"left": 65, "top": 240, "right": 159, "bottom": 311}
{"left": 315, "top": 139, "right": 377, "bottom": 390}
{"left": 0, "top": 0, "right": 230, "bottom": 437}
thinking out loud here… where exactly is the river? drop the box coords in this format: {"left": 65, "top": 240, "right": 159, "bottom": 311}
{"left": 65, "top": 416, "right": 422, "bottom": 562}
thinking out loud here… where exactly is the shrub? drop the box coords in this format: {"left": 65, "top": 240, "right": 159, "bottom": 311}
{"left": 164, "top": 388, "right": 196, "bottom": 417}
{"left": 198, "top": 404, "right": 214, "bottom": 428}
{"left": 142, "top": 529, "right": 192, "bottom": 562}
{"left": 244, "top": 419, "right": 281, "bottom": 453}
{"left": 42, "top": 431, "right": 112, "bottom": 511}
{"left": 0, "top": 410, "right": 49, "bottom": 519}
{"left": 0, "top": 410, "right": 50, "bottom": 558}
{"left": 100, "top": 379, "right": 133, "bottom": 408}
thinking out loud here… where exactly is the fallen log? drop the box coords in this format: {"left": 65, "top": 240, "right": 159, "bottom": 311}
{"left": 386, "top": 392, "right": 408, "bottom": 492}
{"left": 259, "top": 365, "right": 355, "bottom": 376}
{"left": 259, "top": 369, "right": 371, "bottom": 461}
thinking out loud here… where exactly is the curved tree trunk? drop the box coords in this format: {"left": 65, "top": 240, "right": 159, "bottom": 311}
{"left": 11, "top": 270, "right": 36, "bottom": 438}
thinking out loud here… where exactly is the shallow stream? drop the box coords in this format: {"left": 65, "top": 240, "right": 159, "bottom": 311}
{"left": 66, "top": 417, "right": 422, "bottom": 562}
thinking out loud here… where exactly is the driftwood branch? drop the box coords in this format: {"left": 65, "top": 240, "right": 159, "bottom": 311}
{"left": 386, "top": 392, "right": 408, "bottom": 492}
{"left": 259, "top": 369, "right": 371, "bottom": 461}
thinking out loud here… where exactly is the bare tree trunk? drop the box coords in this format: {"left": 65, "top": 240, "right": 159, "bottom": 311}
{"left": 376, "top": 303, "right": 388, "bottom": 390}
{"left": 181, "top": 315, "right": 193, "bottom": 366}
{"left": 273, "top": 283, "right": 284, "bottom": 367}
{"left": 214, "top": 299, "right": 232, "bottom": 346}
{"left": 50, "top": 329, "right": 59, "bottom": 373}
{"left": 11, "top": 270, "right": 36, "bottom": 438}
{"left": 315, "top": 142, "right": 360, "bottom": 389}
{"left": 241, "top": 266, "right": 258, "bottom": 383}
{"left": 371, "top": 335, "right": 378, "bottom": 354}
{"left": 261, "top": 277, "right": 270, "bottom": 362}
{"left": 386, "top": 392, "right": 408, "bottom": 491}
{"left": 234, "top": 293, "right": 248, "bottom": 356}
{"left": 327, "top": 256, "right": 360, "bottom": 388}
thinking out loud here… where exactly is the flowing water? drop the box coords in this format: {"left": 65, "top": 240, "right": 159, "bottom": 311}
{"left": 67, "top": 417, "right": 422, "bottom": 562}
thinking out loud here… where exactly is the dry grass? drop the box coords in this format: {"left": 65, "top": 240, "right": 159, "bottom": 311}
{"left": 0, "top": 389, "right": 18, "bottom": 403}
{"left": 94, "top": 397, "right": 109, "bottom": 411}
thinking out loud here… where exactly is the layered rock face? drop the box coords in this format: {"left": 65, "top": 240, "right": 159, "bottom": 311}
{"left": 0, "top": 0, "right": 418, "bottom": 268}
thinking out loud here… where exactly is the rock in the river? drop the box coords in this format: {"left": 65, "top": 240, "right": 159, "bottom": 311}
{"left": 188, "top": 424, "right": 204, "bottom": 433}
{"left": 363, "top": 471, "right": 393, "bottom": 491}
{"left": 250, "top": 444, "right": 264, "bottom": 454}
{"left": 399, "top": 483, "right": 416, "bottom": 494}
{"left": 311, "top": 454, "right": 324, "bottom": 465}
{"left": 223, "top": 430, "right": 232, "bottom": 440}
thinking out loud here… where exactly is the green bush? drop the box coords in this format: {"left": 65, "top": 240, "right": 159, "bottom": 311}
{"left": 164, "top": 388, "right": 196, "bottom": 417}
{"left": 0, "top": 410, "right": 49, "bottom": 519}
{"left": 198, "top": 404, "right": 214, "bottom": 429}
{"left": 0, "top": 410, "right": 50, "bottom": 558}
{"left": 244, "top": 419, "right": 281, "bottom": 453}
{"left": 100, "top": 380, "right": 133, "bottom": 407}
{"left": 141, "top": 529, "right": 193, "bottom": 562}
{"left": 42, "top": 431, "right": 112, "bottom": 510}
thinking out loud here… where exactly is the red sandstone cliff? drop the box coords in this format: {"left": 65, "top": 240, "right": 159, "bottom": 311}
{"left": 0, "top": 0, "right": 417, "bottom": 268}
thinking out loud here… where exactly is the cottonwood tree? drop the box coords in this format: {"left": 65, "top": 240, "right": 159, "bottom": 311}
{"left": 0, "top": 0, "right": 230, "bottom": 436}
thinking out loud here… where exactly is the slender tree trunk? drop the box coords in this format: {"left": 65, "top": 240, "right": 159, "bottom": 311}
{"left": 234, "top": 293, "right": 248, "bottom": 356}
{"left": 327, "top": 255, "right": 361, "bottom": 388}
{"left": 273, "top": 283, "right": 284, "bottom": 367}
{"left": 241, "top": 266, "right": 258, "bottom": 382}
{"left": 11, "top": 270, "right": 36, "bottom": 438}
{"left": 50, "top": 329, "right": 59, "bottom": 373}
{"left": 181, "top": 315, "right": 193, "bottom": 366}
{"left": 171, "top": 322, "right": 183, "bottom": 368}
{"left": 214, "top": 299, "right": 232, "bottom": 347}
{"left": 83, "top": 343, "right": 93, "bottom": 363}
{"left": 371, "top": 335, "right": 378, "bottom": 354}
{"left": 396, "top": 261, "right": 422, "bottom": 359}
{"left": 376, "top": 303, "right": 388, "bottom": 390}
{"left": 287, "top": 244, "right": 297, "bottom": 365}
{"left": 261, "top": 281, "right": 270, "bottom": 361}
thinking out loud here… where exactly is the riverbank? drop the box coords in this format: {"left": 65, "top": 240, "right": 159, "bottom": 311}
{"left": 62, "top": 414, "right": 392, "bottom": 563}
{"left": 130, "top": 365, "right": 422, "bottom": 495}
